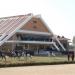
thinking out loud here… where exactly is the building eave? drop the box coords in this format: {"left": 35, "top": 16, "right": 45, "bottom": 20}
{"left": 16, "top": 30, "right": 52, "bottom": 36}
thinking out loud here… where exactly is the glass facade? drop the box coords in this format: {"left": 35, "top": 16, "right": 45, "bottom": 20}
{"left": 16, "top": 34, "right": 52, "bottom": 42}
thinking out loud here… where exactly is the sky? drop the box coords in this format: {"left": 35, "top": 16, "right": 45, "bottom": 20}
{"left": 0, "top": 0, "right": 75, "bottom": 40}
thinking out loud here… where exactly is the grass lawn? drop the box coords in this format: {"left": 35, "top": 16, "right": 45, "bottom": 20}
{"left": 0, "top": 56, "right": 68, "bottom": 65}
{"left": 0, "top": 55, "right": 75, "bottom": 68}
{"left": 30, "top": 56, "right": 68, "bottom": 63}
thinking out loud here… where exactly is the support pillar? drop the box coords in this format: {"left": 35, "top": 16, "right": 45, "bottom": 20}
{"left": 28, "top": 44, "right": 30, "bottom": 49}
{"left": 37, "top": 45, "right": 39, "bottom": 55}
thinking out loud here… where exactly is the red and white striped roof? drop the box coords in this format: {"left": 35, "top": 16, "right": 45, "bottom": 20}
{"left": 0, "top": 13, "right": 33, "bottom": 46}
{"left": 0, "top": 14, "right": 32, "bottom": 35}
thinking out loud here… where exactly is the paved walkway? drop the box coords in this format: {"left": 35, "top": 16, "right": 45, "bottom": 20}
{"left": 0, "top": 64, "right": 75, "bottom": 75}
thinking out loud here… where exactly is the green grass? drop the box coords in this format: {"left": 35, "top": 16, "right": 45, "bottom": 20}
{"left": 0, "top": 55, "right": 75, "bottom": 68}
{"left": 30, "top": 56, "right": 67, "bottom": 63}
{"left": 0, "top": 56, "right": 68, "bottom": 65}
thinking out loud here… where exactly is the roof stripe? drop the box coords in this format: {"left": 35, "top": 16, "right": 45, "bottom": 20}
{"left": 0, "top": 14, "right": 33, "bottom": 46}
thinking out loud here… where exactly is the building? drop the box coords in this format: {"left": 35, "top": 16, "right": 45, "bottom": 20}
{"left": 56, "top": 35, "right": 69, "bottom": 50}
{"left": 71, "top": 36, "right": 75, "bottom": 50}
{"left": 73, "top": 36, "right": 75, "bottom": 46}
{"left": 0, "top": 13, "right": 68, "bottom": 55}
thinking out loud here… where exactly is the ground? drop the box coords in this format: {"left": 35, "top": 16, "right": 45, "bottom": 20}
{"left": 0, "top": 64, "right": 75, "bottom": 75}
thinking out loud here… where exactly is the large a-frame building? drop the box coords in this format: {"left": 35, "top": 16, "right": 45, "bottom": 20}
{"left": 0, "top": 13, "right": 66, "bottom": 54}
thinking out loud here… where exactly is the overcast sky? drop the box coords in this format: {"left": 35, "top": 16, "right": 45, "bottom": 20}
{"left": 0, "top": 0, "right": 75, "bottom": 40}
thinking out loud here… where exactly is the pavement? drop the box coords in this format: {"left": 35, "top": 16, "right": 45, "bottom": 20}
{"left": 0, "top": 64, "right": 75, "bottom": 75}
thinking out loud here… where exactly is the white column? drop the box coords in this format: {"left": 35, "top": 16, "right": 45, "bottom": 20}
{"left": 28, "top": 44, "right": 30, "bottom": 49}
{"left": 37, "top": 45, "right": 39, "bottom": 54}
